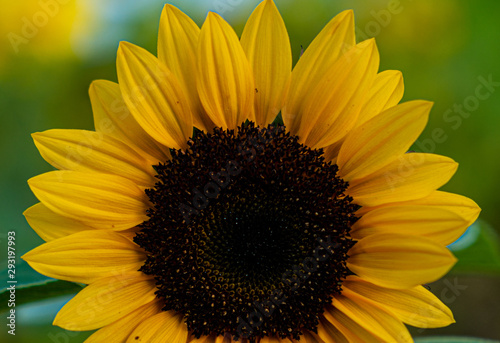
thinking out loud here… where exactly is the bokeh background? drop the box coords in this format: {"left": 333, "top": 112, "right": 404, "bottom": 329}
{"left": 1, "top": 0, "right": 499, "bottom": 342}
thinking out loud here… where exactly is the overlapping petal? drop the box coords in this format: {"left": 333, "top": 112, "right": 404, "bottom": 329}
{"left": 337, "top": 100, "right": 432, "bottom": 182}
{"left": 33, "top": 129, "right": 155, "bottom": 187}
{"left": 320, "top": 70, "right": 404, "bottom": 164}
{"left": 285, "top": 39, "right": 379, "bottom": 148}
{"left": 85, "top": 299, "right": 163, "bottom": 343}
{"left": 158, "top": 5, "right": 215, "bottom": 132}
{"left": 22, "top": 230, "right": 145, "bottom": 284}
{"left": 357, "top": 69, "right": 404, "bottom": 126}
{"left": 283, "top": 10, "right": 355, "bottom": 134}
{"left": 317, "top": 317, "right": 348, "bottom": 343}
{"left": 348, "top": 153, "right": 458, "bottom": 207}
{"left": 24, "top": 203, "right": 92, "bottom": 241}
{"left": 54, "top": 271, "right": 157, "bottom": 330}
{"left": 28, "top": 171, "right": 149, "bottom": 230}
{"left": 352, "top": 204, "right": 473, "bottom": 245}
{"left": 326, "top": 295, "right": 412, "bottom": 342}
{"left": 197, "top": 12, "right": 254, "bottom": 129}
{"left": 89, "top": 79, "right": 171, "bottom": 164}
{"left": 356, "top": 190, "right": 481, "bottom": 222}
{"left": 343, "top": 276, "right": 455, "bottom": 328}
{"left": 348, "top": 234, "right": 457, "bottom": 289}
{"left": 125, "top": 311, "right": 188, "bottom": 343}
{"left": 241, "top": 0, "right": 292, "bottom": 126}
{"left": 117, "top": 41, "right": 193, "bottom": 149}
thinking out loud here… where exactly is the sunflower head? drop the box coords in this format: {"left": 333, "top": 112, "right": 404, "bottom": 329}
{"left": 23, "top": 1, "right": 480, "bottom": 342}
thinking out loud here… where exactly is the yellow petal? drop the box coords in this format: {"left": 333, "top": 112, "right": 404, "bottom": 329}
{"left": 322, "top": 304, "right": 382, "bottom": 343}
{"left": 28, "top": 171, "right": 149, "bottom": 230}
{"left": 317, "top": 317, "right": 348, "bottom": 343}
{"left": 89, "top": 80, "right": 171, "bottom": 164}
{"left": 343, "top": 276, "right": 455, "bottom": 328}
{"left": 286, "top": 39, "right": 379, "bottom": 148}
{"left": 319, "top": 70, "right": 404, "bottom": 165}
{"left": 352, "top": 204, "right": 473, "bottom": 245}
{"left": 330, "top": 292, "right": 412, "bottom": 342}
{"left": 54, "top": 271, "right": 156, "bottom": 331}
{"left": 24, "top": 203, "right": 92, "bottom": 242}
{"left": 33, "top": 129, "right": 155, "bottom": 187}
{"left": 117, "top": 41, "right": 193, "bottom": 150}
{"left": 158, "top": 5, "right": 215, "bottom": 132}
{"left": 197, "top": 12, "right": 254, "bottom": 129}
{"left": 357, "top": 70, "right": 404, "bottom": 126}
{"left": 22, "top": 230, "right": 145, "bottom": 284}
{"left": 85, "top": 299, "right": 163, "bottom": 343}
{"left": 338, "top": 100, "right": 432, "bottom": 182}
{"left": 283, "top": 10, "right": 355, "bottom": 134}
{"left": 125, "top": 311, "right": 188, "bottom": 343}
{"left": 348, "top": 153, "right": 458, "bottom": 207}
{"left": 240, "top": 0, "right": 292, "bottom": 126}
{"left": 405, "top": 191, "right": 481, "bottom": 225}
{"left": 347, "top": 233, "right": 457, "bottom": 289}
{"left": 356, "top": 190, "right": 481, "bottom": 222}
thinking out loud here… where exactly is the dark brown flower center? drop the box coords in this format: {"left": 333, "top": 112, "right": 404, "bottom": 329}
{"left": 134, "top": 122, "right": 358, "bottom": 341}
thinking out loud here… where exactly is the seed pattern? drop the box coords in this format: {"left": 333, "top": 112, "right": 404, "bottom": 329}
{"left": 135, "top": 122, "right": 359, "bottom": 341}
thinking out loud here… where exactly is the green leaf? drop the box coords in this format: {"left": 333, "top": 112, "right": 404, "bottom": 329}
{"left": 448, "top": 220, "right": 500, "bottom": 275}
{"left": 415, "top": 336, "right": 500, "bottom": 343}
{"left": 0, "top": 279, "right": 83, "bottom": 313}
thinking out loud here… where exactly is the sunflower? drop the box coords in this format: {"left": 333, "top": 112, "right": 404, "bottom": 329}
{"left": 23, "top": 1, "right": 480, "bottom": 342}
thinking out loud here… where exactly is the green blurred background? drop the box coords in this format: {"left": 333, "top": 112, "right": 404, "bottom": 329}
{"left": 1, "top": 0, "right": 499, "bottom": 342}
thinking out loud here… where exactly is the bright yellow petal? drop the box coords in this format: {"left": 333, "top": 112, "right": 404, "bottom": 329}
{"left": 404, "top": 191, "right": 481, "bottom": 224}
{"left": 338, "top": 100, "right": 432, "bottom": 182}
{"left": 54, "top": 271, "right": 156, "bottom": 331}
{"left": 322, "top": 305, "right": 380, "bottom": 343}
{"left": 286, "top": 39, "right": 379, "bottom": 149}
{"left": 357, "top": 70, "right": 404, "bottom": 126}
{"left": 347, "top": 234, "right": 457, "bottom": 289}
{"left": 84, "top": 299, "right": 163, "bottom": 343}
{"left": 283, "top": 10, "right": 355, "bottom": 134}
{"left": 352, "top": 204, "right": 473, "bottom": 245}
{"left": 89, "top": 80, "right": 171, "bottom": 164}
{"left": 158, "top": 5, "right": 215, "bottom": 132}
{"left": 24, "top": 203, "right": 92, "bottom": 241}
{"left": 319, "top": 70, "right": 404, "bottom": 165}
{"left": 347, "top": 153, "right": 458, "bottom": 207}
{"left": 324, "top": 297, "right": 411, "bottom": 343}
{"left": 125, "top": 311, "right": 188, "bottom": 343}
{"left": 33, "top": 129, "right": 155, "bottom": 187}
{"left": 343, "top": 276, "right": 455, "bottom": 328}
{"left": 117, "top": 41, "right": 193, "bottom": 150}
{"left": 197, "top": 12, "right": 254, "bottom": 129}
{"left": 240, "top": 0, "right": 292, "bottom": 126}
{"left": 356, "top": 190, "right": 481, "bottom": 223}
{"left": 331, "top": 291, "right": 412, "bottom": 342}
{"left": 28, "top": 171, "right": 149, "bottom": 230}
{"left": 21, "top": 230, "right": 145, "bottom": 284}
